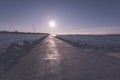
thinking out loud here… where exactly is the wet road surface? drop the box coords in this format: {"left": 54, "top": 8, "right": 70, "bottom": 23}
{"left": 0, "top": 36, "right": 120, "bottom": 80}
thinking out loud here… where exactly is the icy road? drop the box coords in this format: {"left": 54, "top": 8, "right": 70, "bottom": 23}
{"left": 1, "top": 36, "right": 120, "bottom": 80}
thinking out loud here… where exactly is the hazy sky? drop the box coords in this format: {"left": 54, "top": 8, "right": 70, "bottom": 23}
{"left": 0, "top": 0, "right": 120, "bottom": 34}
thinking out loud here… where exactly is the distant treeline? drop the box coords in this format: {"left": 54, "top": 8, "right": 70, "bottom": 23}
{"left": 0, "top": 31, "right": 49, "bottom": 35}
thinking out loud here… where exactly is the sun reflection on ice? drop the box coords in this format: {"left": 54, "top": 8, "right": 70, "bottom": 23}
{"left": 44, "top": 36, "right": 59, "bottom": 60}
{"left": 43, "top": 36, "right": 61, "bottom": 77}
{"left": 44, "top": 51, "right": 59, "bottom": 60}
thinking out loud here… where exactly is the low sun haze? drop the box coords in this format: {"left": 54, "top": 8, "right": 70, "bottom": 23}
{"left": 0, "top": 0, "right": 120, "bottom": 34}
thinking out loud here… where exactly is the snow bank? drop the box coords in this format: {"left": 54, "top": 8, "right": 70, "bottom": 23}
{"left": 0, "top": 33, "right": 46, "bottom": 50}
{"left": 0, "top": 33, "right": 47, "bottom": 74}
{"left": 57, "top": 35, "right": 120, "bottom": 51}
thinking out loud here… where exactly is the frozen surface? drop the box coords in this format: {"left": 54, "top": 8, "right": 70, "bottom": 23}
{"left": 0, "top": 33, "right": 46, "bottom": 50}
{"left": 1, "top": 36, "right": 120, "bottom": 80}
{"left": 57, "top": 35, "right": 120, "bottom": 51}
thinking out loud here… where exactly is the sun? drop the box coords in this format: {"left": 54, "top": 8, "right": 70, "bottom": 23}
{"left": 49, "top": 20, "right": 56, "bottom": 28}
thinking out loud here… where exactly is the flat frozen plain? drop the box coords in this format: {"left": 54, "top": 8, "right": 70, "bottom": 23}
{"left": 0, "top": 33, "right": 46, "bottom": 50}
{"left": 57, "top": 35, "right": 120, "bottom": 51}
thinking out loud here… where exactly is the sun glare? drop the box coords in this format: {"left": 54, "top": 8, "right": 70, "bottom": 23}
{"left": 52, "top": 34, "right": 56, "bottom": 37}
{"left": 49, "top": 20, "right": 56, "bottom": 28}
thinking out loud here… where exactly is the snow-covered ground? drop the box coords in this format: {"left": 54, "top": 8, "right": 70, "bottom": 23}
{"left": 57, "top": 35, "right": 120, "bottom": 51}
{"left": 0, "top": 33, "right": 46, "bottom": 50}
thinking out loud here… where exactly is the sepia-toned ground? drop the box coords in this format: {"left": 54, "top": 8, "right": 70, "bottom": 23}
{"left": 0, "top": 36, "right": 120, "bottom": 80}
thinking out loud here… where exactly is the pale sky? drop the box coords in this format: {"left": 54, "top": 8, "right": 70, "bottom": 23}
{"left": 0, "top": 0, "right": 120, "bottom": 34}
